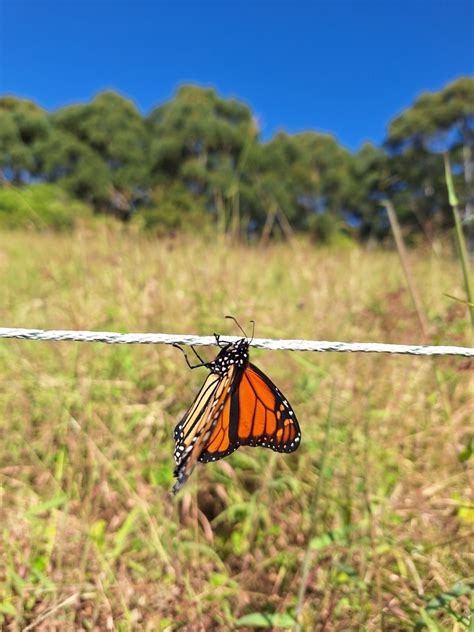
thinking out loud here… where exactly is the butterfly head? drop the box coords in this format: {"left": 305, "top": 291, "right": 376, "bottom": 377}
{"left": 211, "top": 338, "right": 249, "bottom": 376}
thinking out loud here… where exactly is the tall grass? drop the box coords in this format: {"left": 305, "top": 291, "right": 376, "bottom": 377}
{"left": 0, "top": 227, "right": 472, "bottom": 630}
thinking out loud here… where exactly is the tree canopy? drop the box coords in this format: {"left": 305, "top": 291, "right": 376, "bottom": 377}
{"left": 1, "top": 77, "right": 473, "bottom": 241}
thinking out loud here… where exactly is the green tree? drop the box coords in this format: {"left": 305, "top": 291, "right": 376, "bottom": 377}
{"left": 387, "top": 77, "right": 474, "bottom": 235}
{"left": 2, "top": 79, "right": 472, "bottom": 243}
{"left": 52, "top": 91, "right": 150, "bottom": 215}
{"left": 35, "top": 129, "right": 110, "bottom": 206}
{"left": 147, "top": 85, "right": 258, "bottom": 236}
{"left": 347, "top": 143, "right": 390, "bottom": 240}
{"left": 0, "top": 97, "right": 50, "bottom": 183}
{"left": 247, "top": 131, "right": 354, "bottom": 239}
{"left": 140, "top": 181, "right": 209, "bottom": 235}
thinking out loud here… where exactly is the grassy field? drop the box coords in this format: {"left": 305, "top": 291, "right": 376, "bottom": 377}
{"left": 0, "top": 227, "right": 472, "bottom": 630}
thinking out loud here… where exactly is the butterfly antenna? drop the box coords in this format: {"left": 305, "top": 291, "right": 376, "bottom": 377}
{"left": 249, "top": 320, "right": 255, "bottom": 343}
{"left": 225, "top": 315, "right": 248, "bottom": 338}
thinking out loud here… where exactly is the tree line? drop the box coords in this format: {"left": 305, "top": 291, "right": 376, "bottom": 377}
{"left": 0, "top": 77, "right": 472, "bottom": 241}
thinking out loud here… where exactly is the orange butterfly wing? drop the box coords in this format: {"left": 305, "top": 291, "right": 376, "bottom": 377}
{"left": 199, "top": 363, "right": 300, "bottom": 463}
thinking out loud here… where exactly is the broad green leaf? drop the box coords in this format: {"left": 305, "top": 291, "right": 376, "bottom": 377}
{"left": 235, "top": 612, "right": 296, "bottom": 628}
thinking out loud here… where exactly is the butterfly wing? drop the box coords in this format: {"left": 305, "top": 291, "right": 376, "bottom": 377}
{"left": 197, "top": 390, "right": 241, "bottom": 463}
{"left": 173, "top": 372, "right": 220, "bottom": 460}
{"left": 199, "top": 362, "right": 300, "bottom": 462}
{"left": 172, "top": 365, "right": 237, "bottom": 494}
{"left": 237, "top": 363, "right": 301, "bottom": 452}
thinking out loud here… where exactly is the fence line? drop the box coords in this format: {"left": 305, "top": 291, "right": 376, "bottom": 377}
{"left": 0, "top": 327, "right": 473, "bottom": 357}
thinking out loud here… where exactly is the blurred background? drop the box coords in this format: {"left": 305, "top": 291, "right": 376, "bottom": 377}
{"left": 0, "top": 1, "right": 473, "bottom": 629}
{"left": 1, "top": 0, "right": 473, "bottom": 241}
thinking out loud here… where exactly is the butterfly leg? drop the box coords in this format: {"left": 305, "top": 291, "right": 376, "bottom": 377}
{"left": 173, "top": 343, "right": 208, "bottom": 370}
{"left": 189, "top": 345, "right": 206, "bottom": 364}
{"left": 213, "top": 334, "right": 231, "bottom": 349}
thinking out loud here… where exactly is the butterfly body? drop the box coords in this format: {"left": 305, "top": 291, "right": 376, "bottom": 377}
{"left": 208, "top": 337, "right": 250, "bottom": 376}
{"left": 172, "top": 337, "right": 300, "bottom": 494}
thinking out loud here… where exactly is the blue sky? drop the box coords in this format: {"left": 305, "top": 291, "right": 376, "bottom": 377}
{"left": 1, "top": 0, "right": 472, "bottom": 150}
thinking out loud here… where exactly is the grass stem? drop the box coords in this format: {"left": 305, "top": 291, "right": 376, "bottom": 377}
{"left": 294, "top": 384, "right": 335, "bottom": 631}
{"left": 443, "top": 152, "right": 474, "bottom": 332}
{"left": 383, "top": 199, "right": 429, "bottom": 339}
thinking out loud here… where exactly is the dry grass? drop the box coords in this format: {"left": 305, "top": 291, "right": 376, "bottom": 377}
{"left": 0, "top": 226, "right": 472, "bottom": 630}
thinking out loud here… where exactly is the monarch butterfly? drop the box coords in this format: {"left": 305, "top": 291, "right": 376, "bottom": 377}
{"left": 172, "top": 319, "right": 301, "bottom": 495}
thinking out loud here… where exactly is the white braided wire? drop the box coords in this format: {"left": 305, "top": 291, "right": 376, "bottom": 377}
{"left": 0, "top": 327, "right": 472, "bottom": 357}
